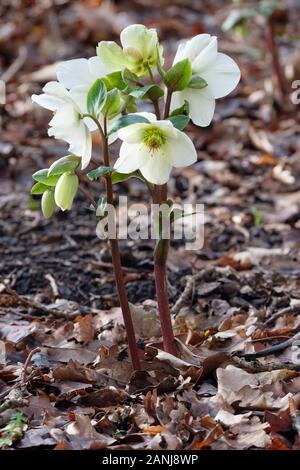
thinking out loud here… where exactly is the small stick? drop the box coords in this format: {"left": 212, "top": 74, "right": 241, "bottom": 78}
{"left": 239, "top": 331, "right": 300, "bottom": 360}
{"left": 232, "top": 355, "right": 300, "bottom": 373}
{"left": 265, "top": 304, "right": 300, "bottom": 326}
{"left": 0, "top": 46, "right": 27, "bottom": 83}
{"left": 0, "top": 398, "right": 28, "bottom": 414}
{"left": 171, "top": 266, "right": 232, "bottom": 316}
{"left": 45, "top": 273, "right": 59, "bottom": 298}
{"left": 21, "top": 347, "right": 41, "bottom": 385}
{"left": 3, "top": 285, "right": 72, "bottom": 319}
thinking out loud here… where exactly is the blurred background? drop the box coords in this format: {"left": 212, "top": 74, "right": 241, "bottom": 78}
{"left": 0, "top": 0, "right": 300, "bottom": 311}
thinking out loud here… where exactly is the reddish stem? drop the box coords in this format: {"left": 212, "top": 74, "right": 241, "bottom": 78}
{"left": 153, "top": 183, "right": 177, "bottom": 356}
{"left": 266, "top": 14, "right": 288, "bottom": 99}
{"left": 102, "top": 118, "right": 141, "bottom": 371}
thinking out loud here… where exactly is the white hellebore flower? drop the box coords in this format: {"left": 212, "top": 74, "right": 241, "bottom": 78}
{"left": 171, "top": 34, "right": 240, "bottom": 127}
{"left": 97, "top": 24, "right": 163, "bottom": 76}
{"left": 114, "top": 113, "right": 197, "bottom": 185}
{"left": 32, "top": 81, "right": 94, "bottom": 169}
{"left": 56, "top": 56, "right": 109, "bottom": 94}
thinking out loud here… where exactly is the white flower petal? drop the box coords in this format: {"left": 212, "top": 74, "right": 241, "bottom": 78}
{"left": 43, "top": 81, "right": 71, "bottom": 99}
{"left": 174, "top": 34, "right": 212, "bottom": 65}
{"left": 139, "top": 150, "right": 172, "bottom": 185}
{"left": 166, "top": 129, "right": 197, "bottom": 167}
{"left": 79, "top": 123, "right": 92, "bottom": 169}
{"left": 174, "top": 87, "right": 215, "bottom": 127}
{"left": 192, "top": 36, "right": 218, "bottom": 73}
{"left": 134, "top": 112, "right": 157, "bottom": 122}
{"left": 114, "top": 143, "right": 147, "bottom": 173}
{"left": 169, "top": 91, "right": 185, "bottom": 114}
{"left": 173, "top": 41, "right": 188, "bottom": 64}
{"left": 121, "top": 24, "right": 145, "bottom": 49}
{"left": 118, "top": 123, "right": 149, "bottom": 143}
{"left": 120, "top": 24, "right": 158, "bottom": 58}
{"left": 56, "top": 59, "right": 92, "bottom": 89}
{"left": 32, "top": 93, "right": 63, "bottom": 111}
{"left": 201, "top": 52, "right": 240, "bottom": 99}
{"left": 49, "top": 104, "right": 78, "bottom": 128}
{"left": 69, "top": 85, "right": 89, "bottom": 115}
{"left": 88, "top": 56, "right": 109, "bottom": 80}
{"left": 154, "top": 120, "right": 178, "bottom": 138}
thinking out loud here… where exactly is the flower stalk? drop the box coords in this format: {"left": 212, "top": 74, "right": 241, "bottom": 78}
{"left": 265, "top": 13, "right": 288, "bottom": 100}
{"left": 152, "top": 92, "right": 177, "bottom": 356}
{"left": 153, "top": 183, "right": 177, "bottom": 356}
{"left": 101, "top": 117, "right": 141, "bottom": 370}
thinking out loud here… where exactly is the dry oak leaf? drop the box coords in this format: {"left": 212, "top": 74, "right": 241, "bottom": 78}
{"left": 73, "top": 315, "right": 95, "bottom": 344}
{"left": 80, "top": 387, "right": 129, "bottom": 407}
{"left": 53, "top": 359, "right": 102, "bottom": 384}
{"left": 216, "top": 365, "right": 293, "bottom": 410}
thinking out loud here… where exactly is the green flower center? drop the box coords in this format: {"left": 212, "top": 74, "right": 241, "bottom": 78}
{"left": 142, "top": 127, "right": 166, "bottom": 151}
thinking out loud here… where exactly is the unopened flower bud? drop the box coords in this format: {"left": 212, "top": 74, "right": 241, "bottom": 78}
{"left": 41, "top": 190, "right": 56, "bottom": 219}
{"left": 54, "top": 172, "right": 78, "bottom": 211}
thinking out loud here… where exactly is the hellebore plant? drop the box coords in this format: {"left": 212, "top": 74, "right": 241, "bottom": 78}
{"left": 31, "top": 24, "right": 240, "bottom": 369}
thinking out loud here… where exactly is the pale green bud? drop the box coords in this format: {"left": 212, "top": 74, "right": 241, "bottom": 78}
{"left": 41, "top": 190, "right": 56, "bottom": 219}
{"left": 54, "top": 172, "right": 78, "bottom": 211}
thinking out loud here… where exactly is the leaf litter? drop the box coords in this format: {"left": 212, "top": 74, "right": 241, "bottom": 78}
{"left": 1, "top": 0, "right": 300, "bottom": 451}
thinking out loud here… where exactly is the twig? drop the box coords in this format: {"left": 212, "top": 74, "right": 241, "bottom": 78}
{"left": 0, "top": 398, "right": 28, "bottom": 414}
{"left": 239, "top": 331, "right": 300, "bottom": 360}
{"left": 251, "top": 335, "right": 290, "bottom": 343}
{"left": 21, "top": 348, "right": 41, "bottom": 386}
{"left": 45, "top": 273, "right": 59, "bottom": 298}
{"left": 0, "top": 46, "right": 28, "bottom": 83}
{"left": 78, "top": 186, "right": 98, "bottom": 210}
{"left": 232, "top": 355, "right": 300, "bottom": 372}
{"left": 171, "top": 266, "right": 233, "bottom": 316}
{"left": 3, "top": 285, "right": 72, "bottom": 318}
{"left": 265, "top": 304, "right": 300, "bottom": 326}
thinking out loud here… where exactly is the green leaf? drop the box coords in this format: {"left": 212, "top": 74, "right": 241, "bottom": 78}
{"left": 32, "top": 169, "right": 60, "bottom": 186}
{"left": 222, "top": 8, "right": 256, "bottom": 31}
{"left": 259, "top": 1, "right": 285, "bottom": 17}
{"left": 87, "top": 79, "right": 107, "bottom": 118}
{"left": 129, "top": 84, "right": 164, "bottom": 101}
{"left": 251, "top": 207, "right": 263, "bottom": 226}
{"left": 31, "top": 182, "right": 49, "bottom": 195}
{"left": 188, "top": 76, "right": 208, "bottom": 89}
{"left": 164, "top": 59, "right": 192, "bottom": 91}
{"left": 0, "top": 412, "right": 27, "bottom": 449}
{"left": 156, "top": 46, "right": 166, "bottom": 78}
{"left": 48, "top": 155, "right": 80, "bottom": 177}
{"left": 87, "top": 166, "right": 113, "bottom": 181}
{"left": 169, "top": 100, "right": 189, "bottom": 117}
{"left": 123, "top": 94, "right": 138, "bottom": 113}
{"left": 168, "top": 114, "right": 190, "bottom": 130}
{"left": 122, "top": 68, "right": 141, "bottom": 86}
{"left": 111, "top": 171, "right": 145, "bottom": 185}
{"left": 108, "top": 114, "right": 150, "bottom": 137}
{"left": 101, "top": 89, "right": 124, "bottom": 119}
{"left": 101, "top": 71, "right": 126, "bottom": 91}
